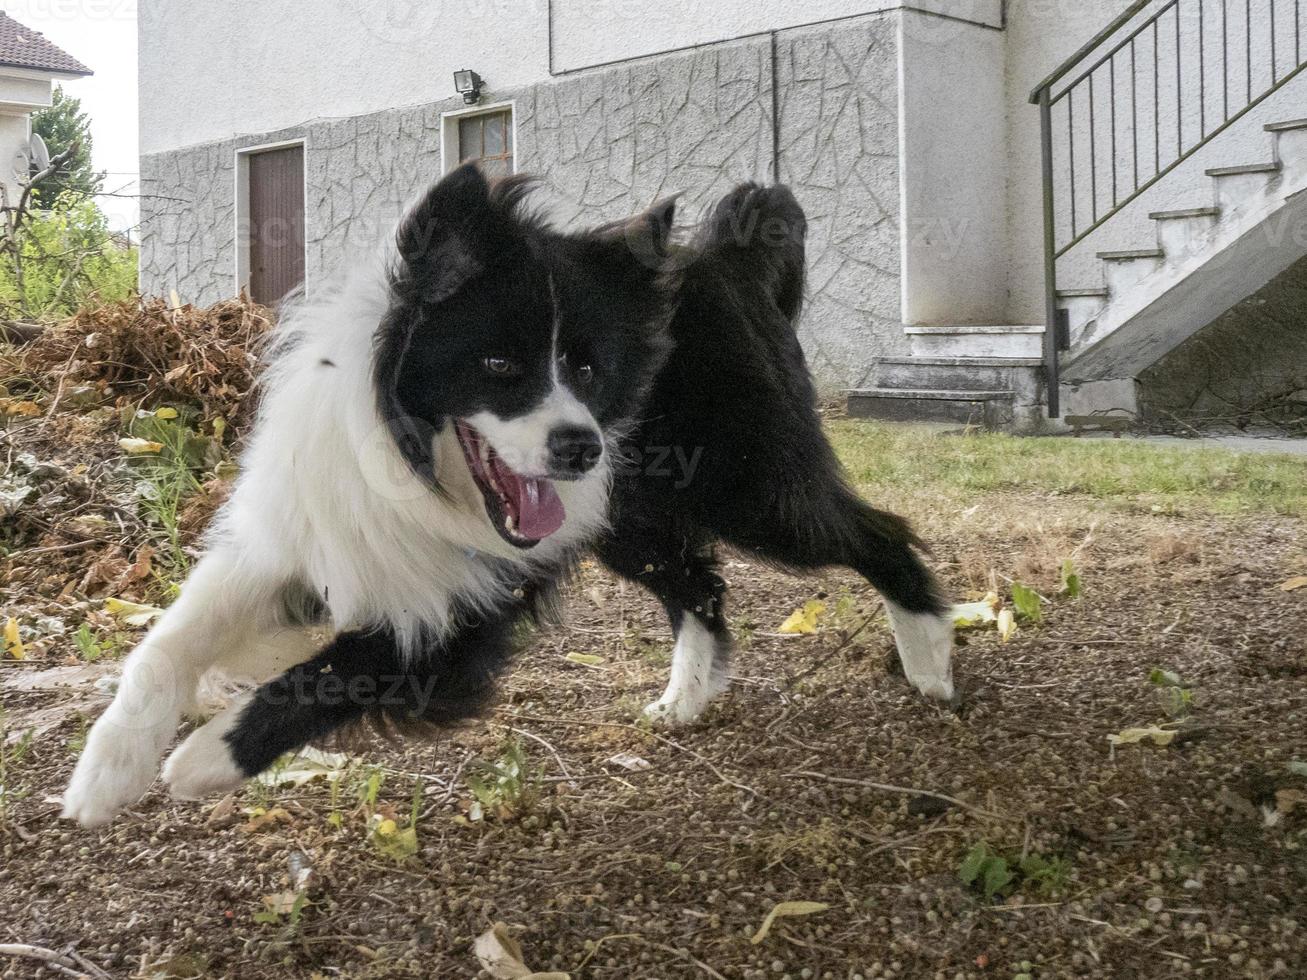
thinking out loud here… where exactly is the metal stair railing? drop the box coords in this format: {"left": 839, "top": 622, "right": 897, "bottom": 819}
{"left": 1030, "top": 0, "right": 1307, "bottom": 417}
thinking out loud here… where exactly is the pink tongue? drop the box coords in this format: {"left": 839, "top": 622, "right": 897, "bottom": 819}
{"left": 510, "top": 474, "right": 566, "bottom": 540}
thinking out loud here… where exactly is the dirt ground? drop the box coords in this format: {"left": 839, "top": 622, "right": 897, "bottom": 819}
{"left": 1, "top": 304, "right": 1305, "bottom": 979}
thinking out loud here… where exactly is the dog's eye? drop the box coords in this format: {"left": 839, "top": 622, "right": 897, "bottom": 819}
{"left": 574, "top": 364, "right": 594, "bottom": 385}
{"left": 482, "top": 357, "right": 522, "bottom": 377}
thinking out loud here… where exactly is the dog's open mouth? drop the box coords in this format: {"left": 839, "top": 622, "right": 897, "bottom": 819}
{"left": 455, "top": 422, "right": 566, "bottom": 548}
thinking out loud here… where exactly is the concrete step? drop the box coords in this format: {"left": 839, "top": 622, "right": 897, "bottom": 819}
{"left": 847, "top": 387, "right": 1015, "bottom": 429}
{"left": 1097, "top": 249, "right": 1165, "bottom": 294}
{"left": 1207, "top": 161, "right": 1283, "bottom": 212}
{"left": 1270, "top": 121, "right": 1307, "bottom": 180}
{"left": 1149, "top": 207, "right": 1221, "bottom": 259}
{"left": 1057, "top": 287, "right": 1110, "bottom": 341}
{"left": 905, "top": 324, "right": 1043, "bottom": 358}
{"left": 874, "top": 355, "right": 1043, "bottom": 399}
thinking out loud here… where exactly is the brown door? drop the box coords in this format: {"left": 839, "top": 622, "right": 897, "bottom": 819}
{"left": 248, "top": 145, "right": 305, "bottom": 305}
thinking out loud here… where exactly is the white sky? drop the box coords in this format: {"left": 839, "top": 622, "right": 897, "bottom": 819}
{"left": 2, "top": 0, "right": 138, "bottom": 233}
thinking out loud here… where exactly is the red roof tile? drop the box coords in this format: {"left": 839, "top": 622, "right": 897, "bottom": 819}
{"left": 0, "top": 12, "right": 91, "bottom": 76}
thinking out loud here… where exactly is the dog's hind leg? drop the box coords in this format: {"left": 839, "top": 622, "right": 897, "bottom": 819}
{"left": 724, "top": 489, "right": 955, "bottom": 703}
{"left": 595, "top": 529, "right": 731, "bottom": 726}
{"left": 162, "top": 604, "right": 524, "bottom": 798}
{"left": 62, "top": 548, "right": 285, "bottom": 826}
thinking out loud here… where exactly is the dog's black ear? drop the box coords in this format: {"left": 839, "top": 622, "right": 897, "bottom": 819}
{"left": 394, "top": 163, "right": 493, "bottom": 303}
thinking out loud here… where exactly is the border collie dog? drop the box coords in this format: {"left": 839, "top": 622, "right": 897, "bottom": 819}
{"left": 62, "top": 165, "right": 954, "bottom": 828}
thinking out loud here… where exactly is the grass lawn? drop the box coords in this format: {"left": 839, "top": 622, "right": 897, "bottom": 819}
{"left": 831, "top": 419, "right": 1307, "bottom": 516}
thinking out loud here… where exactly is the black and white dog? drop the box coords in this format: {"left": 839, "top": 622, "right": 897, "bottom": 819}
{"left": 62, "top": 165, "right": 953, "bottom": 828}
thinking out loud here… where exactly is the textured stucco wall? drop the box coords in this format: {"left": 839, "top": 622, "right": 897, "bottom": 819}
{"left": 140, "top": 18, "right": 904, "bottom": 392}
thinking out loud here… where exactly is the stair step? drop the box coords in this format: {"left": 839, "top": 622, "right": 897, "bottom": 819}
{"left": 905, "top": 324, "right": 1044, "bottom": 359}
{"left": 847, "top": 388, "right": 1015, "bottom": 428}
{"left": 1057, "top": 287, "right": 1109, "bottom": 299}
{"left": 850, "top": 388, "right": 1014, "bottom": 400}
{"left": 1149, "top": 206, "right": 1220, "bottom": 220}
{"left": 877, "top": 356, "right": 1043, "bottom": 368}
{"left": 1206, "top": 161, "right": 1281, "bottom": 177}
{"left": 903, "top": 325, "right": 1043, "bottom": 336}
{"left": 1266, "top": 118, "right": 1307, "bottom": 132}
{"left": 1097, "top": 249, "right": 1164, "bottom": 261}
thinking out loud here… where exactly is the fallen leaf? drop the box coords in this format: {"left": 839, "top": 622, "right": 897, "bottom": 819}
{"left": 1010, "top": 582, "right": 1043, "bottom": 623}
{"left": 0, "top": 399, "right": 41, "bottom": 417}
{"left": 996, "top": 608, "right": 1017, "bottom": 644}
{"left": 1288, "top": 760, "right": 1307, "bottom": 777}
{"left": 563, "top": 652, "right": 605, "bottom": 667}
{"left": 155, "top": 407, "right": 179, "bottom": 420}
{"left": 952, "top": 592, "right": 1000, "bottom": 628}
{"left": 1280, "top": 576, "right": 1307, "bottom": 592}
{"left": 119, "top": 437, "right": 165, "bottom": 454}
{"left": 104, "top": 598, "right": 165, "bottom": 626}
{"left": 750, "top": 900, "right": 830, "bottom": 945}
{"left": 370, "top": 816, "right": 419, "bottom": 863}
{"left": 604, "top": 752, "right": 651, "bottom": 772}
{"left": 1277, "top": 788, "right": 1306, "bottom": 816}
{"left": 1107, "top": 725, "right": 1179, "bottom": 748}
{"left": 261, "top": 890, "right": 304, "bottom": 915}
{"left": 778, "top": 600, "right": 827, "bottom": 635}
{"left": 3, "top": 617, "right": 26, "bottom": 661}
{"left": 257, "top": 747, "right": 351, "bottom": 788}
{"left": 241, "top": 807, "right": 293, "bottom": 833}
{"left": 473, "top": 922, "right": 570, "bottom": 979}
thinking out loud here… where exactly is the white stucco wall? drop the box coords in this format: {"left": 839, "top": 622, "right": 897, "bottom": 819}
{"left": 138, "top": 0, "right": 1002, "bottom": 155}
{"left": 552, "top": 0, "right": 1002, "bottom": 71}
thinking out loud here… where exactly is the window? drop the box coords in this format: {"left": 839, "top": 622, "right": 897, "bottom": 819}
{"left": 456, "top": 108, "right": 514, "bottom": 176}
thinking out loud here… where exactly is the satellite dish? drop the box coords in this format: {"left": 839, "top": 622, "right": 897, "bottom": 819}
{"left": 29, "top": 133, "right": 49, "bottom": 172}
{"left": 12, "top": 148, "right": 29, "bottom": 180}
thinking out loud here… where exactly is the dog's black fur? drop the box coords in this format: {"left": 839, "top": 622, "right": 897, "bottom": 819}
{"left": 220, "top": 176, "right": 944, "bottom": 773}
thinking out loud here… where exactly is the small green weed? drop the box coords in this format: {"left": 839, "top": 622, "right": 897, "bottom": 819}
{"left": 959, "top": 842, "right": 1074, "bottom": 900}
{"left": 466, "top": 738, "right": 538, "bottom": 821}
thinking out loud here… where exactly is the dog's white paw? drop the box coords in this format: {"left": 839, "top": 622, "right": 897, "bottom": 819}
{"left": 162, "top": 707, "right": 247, "bottom": 801}
{"left": 885, "top": 603, "right": 956, "bottom": 704}
{"left": 643, "top": 691, "right": 714, "bottom": 727}
{"left": 62, "top": 723, "right": 166, "bottom": 827}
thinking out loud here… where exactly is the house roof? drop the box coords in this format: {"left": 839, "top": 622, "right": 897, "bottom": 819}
{"left": 0, "top": 13, "right": 91, "bottom": 77}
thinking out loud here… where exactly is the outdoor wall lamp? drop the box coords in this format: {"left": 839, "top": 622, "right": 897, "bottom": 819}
{"left": 454, "top": 69, "right": 484, "bottom": 105}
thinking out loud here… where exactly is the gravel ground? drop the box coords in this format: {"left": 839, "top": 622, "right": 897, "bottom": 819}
{"left": 2, "top": 479, "right": 1305, "bottom": 979}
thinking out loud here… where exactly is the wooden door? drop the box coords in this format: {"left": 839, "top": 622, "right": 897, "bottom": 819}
{"left": 248, "top": 145, "right": 305, "bottom": 305}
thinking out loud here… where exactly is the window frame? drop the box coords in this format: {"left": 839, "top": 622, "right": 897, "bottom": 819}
{"left": 439, "top": 101, "right": 517, "bottom": 176}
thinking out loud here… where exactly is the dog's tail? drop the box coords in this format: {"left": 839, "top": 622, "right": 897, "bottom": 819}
{"left": 697, "top": 183, "right": 807, "bottom": 327}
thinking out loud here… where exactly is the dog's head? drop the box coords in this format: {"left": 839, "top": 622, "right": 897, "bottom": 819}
{"left": 374, "top": 164, "right": 676, "bottom": 550}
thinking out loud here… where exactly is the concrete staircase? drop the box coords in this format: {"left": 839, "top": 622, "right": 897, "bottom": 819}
{"left": 848, "top": 327, "right": 1046, "bottom": 432}
{"left": 850, "top": 114, "right": 1307, "bottom": 433}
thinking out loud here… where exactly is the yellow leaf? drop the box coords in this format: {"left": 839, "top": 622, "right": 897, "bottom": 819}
{"left": 778, "top": 600, "right": 827, "bottom": 635}
{"left": 104, "top": 598, "right": 165, "bottom": 626}
{"left": 563, "top": 652, "right": 605, "bottom": 667}
{"left": 376, "top": 818, "right": 398, "bottom": 837}
{"left": 1280, "top": 576, "right": 1307, "bottom": 592}
{"left": 4, "top": 617, "right": 25, "bottom": 661}
{"left": 241, "top": 807, "right": 293, "bottom": 833}
{"left": 996, "top": 608, "right": 1017, "bottom": 644}
{"left": 155, "top": 407, "right": 179, "bottom": 420}
{"left": 751, "top": 900, "right": 830, "bottom": 945}
{"left": 1107, "top": 725, "right": 1179, "bottom": 748}
{"left": 952, "top": 592, "right": 1001, "bottom": 628}
{"left": 1, "top": 399, "right": 41, "bottom": 417}
{"left": 119, "top": 437, "right": 164, "bottom": 455}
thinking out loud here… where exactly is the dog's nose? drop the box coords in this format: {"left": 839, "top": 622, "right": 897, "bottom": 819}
{"left": 547, "top": 426, "right": 603, "bottom": 477}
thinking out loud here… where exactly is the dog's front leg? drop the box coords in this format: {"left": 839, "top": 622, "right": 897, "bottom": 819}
{"left": 62, "top": 549, "right": 275, "bottom": 827}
